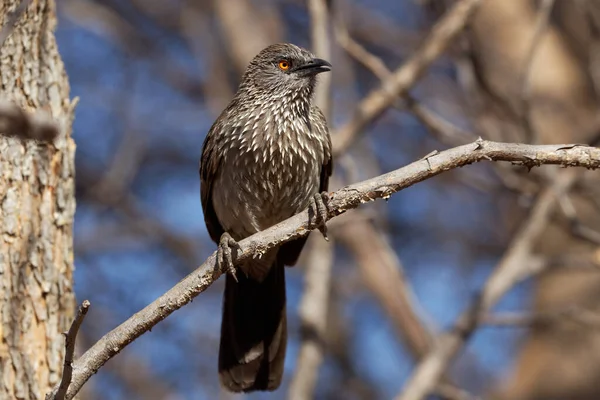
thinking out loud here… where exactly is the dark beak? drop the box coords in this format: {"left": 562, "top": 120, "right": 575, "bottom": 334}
{"left": 294, "top": 58, "right": 332, "bottom": 75}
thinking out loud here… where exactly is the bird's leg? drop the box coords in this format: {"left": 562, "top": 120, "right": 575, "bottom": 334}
{"left": 309, "top": 192, "right": 330, "bottom": 241}
{"left": 217, "top": 232, "right": 242, "bottom": 282}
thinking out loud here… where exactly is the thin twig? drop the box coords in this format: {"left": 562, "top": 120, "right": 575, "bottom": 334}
{"left": 333, "top": 0, "right": 483, "bottom": 155}
{"left": 46, "top": 140, "right": 600, "bottom": 400}
{"left": 334, "top": 18, "right": 391, "bottom": 81}
{"left": 49, "top": 300, "right": 91, "bottom": 400}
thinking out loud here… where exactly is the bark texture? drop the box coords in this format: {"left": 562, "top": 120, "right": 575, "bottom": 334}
{"left": 0, "top": 1, "right": 76, "bottom": 399}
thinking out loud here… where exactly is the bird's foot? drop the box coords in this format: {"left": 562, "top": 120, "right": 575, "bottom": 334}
{"left": 309, "top": 192, "right": 330, "bottom": 241}
{"left": 217, "top": 232, "right": 242, "bottom": 282}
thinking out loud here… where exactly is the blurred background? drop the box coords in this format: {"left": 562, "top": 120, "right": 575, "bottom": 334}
{"left": 55, "top": 0, "right": 600, "bottom": 399}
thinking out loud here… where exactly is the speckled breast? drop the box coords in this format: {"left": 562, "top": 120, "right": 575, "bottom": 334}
{"left": 212, "top": 115, "right": 326, "bottom": 240}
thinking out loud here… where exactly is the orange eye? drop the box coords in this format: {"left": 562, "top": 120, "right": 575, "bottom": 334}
{"left": 278, "top": 60, "right": 290, "bottom": 71}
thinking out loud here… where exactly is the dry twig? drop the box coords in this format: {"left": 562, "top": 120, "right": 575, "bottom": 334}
{"left": 48, "top": 300, "right": 91, "bottom": 400}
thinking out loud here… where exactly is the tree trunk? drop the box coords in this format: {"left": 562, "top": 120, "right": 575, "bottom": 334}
{"left": 0, "top": 1, "right": 76, "bottom": 399}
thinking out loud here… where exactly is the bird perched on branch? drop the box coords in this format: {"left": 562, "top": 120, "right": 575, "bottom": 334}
{"left": 199, "top": 43, "right": 333, "bottom": 392}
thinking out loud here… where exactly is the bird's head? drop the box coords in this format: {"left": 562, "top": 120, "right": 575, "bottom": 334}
{"left": 239, "top": 43, "right": 332, "bottom": 100}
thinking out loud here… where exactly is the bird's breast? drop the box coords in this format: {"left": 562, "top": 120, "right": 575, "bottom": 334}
{"left": 212, "top": 117, "right": 325, "bottom": 239}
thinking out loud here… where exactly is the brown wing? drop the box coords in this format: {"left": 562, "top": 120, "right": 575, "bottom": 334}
{"left": 278, "top": 107, "right": 333, "bottom": 266}
{"left": 200, "top": 123, "right": 226, "bottom": 244}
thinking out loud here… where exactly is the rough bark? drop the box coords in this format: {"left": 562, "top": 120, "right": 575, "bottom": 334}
{"left": 0, "top": 1, "right": 76, "bottom": 399}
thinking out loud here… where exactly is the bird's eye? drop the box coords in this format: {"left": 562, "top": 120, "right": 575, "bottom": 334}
{"left": 278, "top": 60, "right": 290, "bottom": 71}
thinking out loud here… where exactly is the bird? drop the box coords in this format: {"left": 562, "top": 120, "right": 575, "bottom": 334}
{"left": 199, "top": 43, "right": 333, "bottom": 392}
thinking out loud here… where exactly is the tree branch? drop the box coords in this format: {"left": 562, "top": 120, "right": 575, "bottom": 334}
{"left": 47, "top": 140, "right": 600, "bottom": 400}
{"left": 48, "top": 300, "right": 91, "bottom": 400}
{"left": 332, "top": 0, "right": 482, "bottom": 155}
{"left": 395, "top": 169, "right": 580, "bottom": 400}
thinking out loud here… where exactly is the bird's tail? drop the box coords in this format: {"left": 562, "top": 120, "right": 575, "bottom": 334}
{"left": 218, "top": 259, "right": 287, "bottom": 392}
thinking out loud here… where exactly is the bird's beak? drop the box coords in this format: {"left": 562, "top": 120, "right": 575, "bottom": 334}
{"left": 294, "top": 58, "right": 332, "bottom": 75}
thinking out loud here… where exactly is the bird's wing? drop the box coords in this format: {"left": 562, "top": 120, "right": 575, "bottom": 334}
{"left": 278, "top": 106, "right": 333, "bottom": 266}
{"left": 200, "top": 122, "right": 226, "bottom": 244}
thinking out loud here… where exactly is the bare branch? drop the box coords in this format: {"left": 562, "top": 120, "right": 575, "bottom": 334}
{"left": 395, "top": 169, "right": 580, "bottom": 400}
{"left": 0, "top": 98, "right": 60, "bottom": 142}
{"left": 48, "top": 300, "right": 91, "bottom": 400}
{"left": 336, "top": 22, "right": 542, "bottom": 196}
{"left": 333, "top": 0, "right": 483, "bottom": 155}
{"left": 336, "top": 20, "right": 474, "bottom": 150}
{"left": 335, "top": 18, "right": 391, "bottom": 81}
{"left": 47, "top": 140, "right": 600, "bottom": 400}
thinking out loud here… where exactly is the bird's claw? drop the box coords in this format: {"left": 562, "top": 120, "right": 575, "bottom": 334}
{"left": 309, "top": 192, "right": 330, "bottom": 241}
{"left": 217, "top": 233, "right": 241, "bottom": 282}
